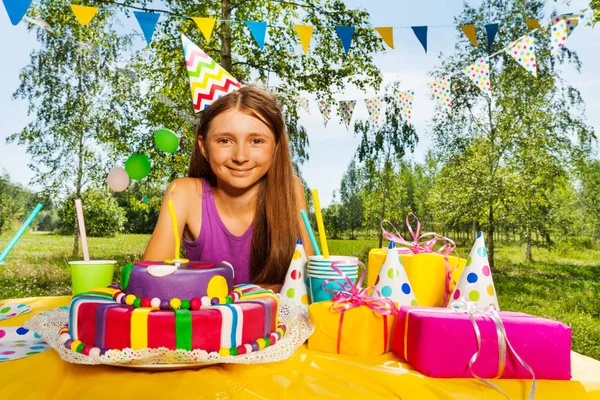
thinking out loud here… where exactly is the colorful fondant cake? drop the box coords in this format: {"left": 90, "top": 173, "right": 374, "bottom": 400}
{"left": 60, "top": 261, "right": 285, "bottom": 357}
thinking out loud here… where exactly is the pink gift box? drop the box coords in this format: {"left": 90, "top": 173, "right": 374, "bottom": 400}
{"left": 392, "top": 306, "right": 572, "bottom": 380}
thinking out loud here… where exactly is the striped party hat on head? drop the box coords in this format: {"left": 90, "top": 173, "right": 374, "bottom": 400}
{"left": 373, "top": 242, "right": 417, "bottom": 306}
{"left": 280, "top": 237, "right": 309, "bottom": 308}
{"left": 449, "top": 232, "right": 499, "bottom": 310}
{"left": 181, "top": 34, "right": 241, "bottom": 112}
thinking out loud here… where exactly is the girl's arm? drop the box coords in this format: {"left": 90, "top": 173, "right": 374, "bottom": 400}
{"left": 294, "top": 175, "right": 314, "bottom": 257}
{"left": 143, "top": 178, "right": 193, "bottom": 261}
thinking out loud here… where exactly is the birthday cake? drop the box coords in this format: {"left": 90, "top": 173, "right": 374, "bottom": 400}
{"left": 59, "top": 261, "right": 286, "bottom": 357}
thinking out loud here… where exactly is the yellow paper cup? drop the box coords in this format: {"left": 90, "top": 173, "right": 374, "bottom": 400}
{"left": 68, "top": 260, "right": 116, "bottom": 295}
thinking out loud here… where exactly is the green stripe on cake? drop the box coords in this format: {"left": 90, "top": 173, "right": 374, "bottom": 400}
{"left": 76, "top": 291, "right": 113, "bottom": 299}
{"left": 174, "top": 309, "right": 192, "bottom": 350}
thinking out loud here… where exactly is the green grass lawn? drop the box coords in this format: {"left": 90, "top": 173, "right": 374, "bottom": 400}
{"left": 1, "top": 232, "right": 599, "bottom": 360}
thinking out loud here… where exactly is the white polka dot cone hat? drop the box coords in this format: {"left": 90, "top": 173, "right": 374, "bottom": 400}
{"left": 449, "top": 232, "right": 500, "bottom": 310}
{"left": 373, "top": 242, "right": 417, "bottom": 306}
{"left": 280, "top": 237, "right": 309, "bottom": 308}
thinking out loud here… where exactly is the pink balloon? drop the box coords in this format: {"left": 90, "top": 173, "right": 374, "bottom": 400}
{"left": 107, "top": 166, "right": 129, "bottom": 192}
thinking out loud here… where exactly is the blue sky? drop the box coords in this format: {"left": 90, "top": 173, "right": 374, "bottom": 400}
{"left": 0, "top": 0, "right": 598, "bottom": 207}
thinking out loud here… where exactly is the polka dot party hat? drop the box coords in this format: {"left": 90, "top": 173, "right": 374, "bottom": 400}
{"left": 506, "top": 33, "right": 537, "bottom": 77}
{"left": 550, "top": 14, "right": 583, "bottom": 55}
{"left": 281, "top": 237, "right": 309, "bottom": 308}
{"left": 449, "top": 232, "right": 499, "bottom": 310}
{"left": 373, "top": 242, "right": 417, "bottom": 306}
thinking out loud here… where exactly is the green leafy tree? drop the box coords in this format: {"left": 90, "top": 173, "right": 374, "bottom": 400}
{"left": 339, "top": 160, "right": 364, "bottom": 239}
{"left": 7, "top": 3, "right": 144, "bottom": 255}
{"left": 429, "top": 0, "right": 593, "bottom": 266}
{"left": 590, "top": 0, "right": 600, "bottom": 24}
{"left": 354, "top": 82, "right": 418, "bottom": 247}
{"left": 0, "top": 172, "right": 34, "bottom": 234}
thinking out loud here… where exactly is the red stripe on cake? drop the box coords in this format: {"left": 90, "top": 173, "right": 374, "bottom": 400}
{"left": 237, "top": 302, "right": 265, "bottom": 344}
{"left": 148, "top": 310, "right": 177, "bottom": 350}
{"left": 104, "top": 306, "right": 133, "bottom": 350}
{"left": 191, "top": 308, "right": 222, "bottom": 352}
{"left": 77, "top": 302, "right": 102, "bottom": 344}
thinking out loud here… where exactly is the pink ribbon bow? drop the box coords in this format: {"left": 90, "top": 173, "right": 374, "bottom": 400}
{"left": 381, "top": 212, "right": 459, "bottom": 306}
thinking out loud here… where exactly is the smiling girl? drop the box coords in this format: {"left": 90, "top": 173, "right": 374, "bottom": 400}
{"left": 143, "top": 86, "right": 313, "bottom": 291}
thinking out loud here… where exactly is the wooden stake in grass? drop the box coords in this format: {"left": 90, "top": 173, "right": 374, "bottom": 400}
{"left": 74, "top": 199, "right": 90, "bottom": 262}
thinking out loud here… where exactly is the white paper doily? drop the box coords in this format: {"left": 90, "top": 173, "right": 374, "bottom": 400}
{"left": 24, "top": 295, "right": 313, "bottom": 367}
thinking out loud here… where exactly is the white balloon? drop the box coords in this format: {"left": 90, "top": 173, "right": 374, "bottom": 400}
{"left": 107, "top": 166, "right": 129, "bottom": 192}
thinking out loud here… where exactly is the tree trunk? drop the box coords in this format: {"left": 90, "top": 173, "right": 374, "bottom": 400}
{"left": 487, "top": 204, "right": 495, "bottom": 269}
{"left": 220, "top": 0, "right": 232, "bottom": 73}
{"left": 525, "top": 201, "right": 533, "bottom": 262}
{"left": 72, "top": 55, "right": 85, "bottom": 257}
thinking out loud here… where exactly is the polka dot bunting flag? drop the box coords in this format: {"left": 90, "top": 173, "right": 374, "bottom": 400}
{"left": 280, "top": 237, "right": 309, "bottom": 309}
{"left": 373, "top": 242, "right": 417, "bottom": 306}
{"left": 463, "top": 57, "right": 492, "bottom": 98}
{"left": 395, "top": 90, "right": 414, "bottom": 123}
{"left": 506, "top": 33, "right": 537, "bottom": 78}
{"left": 550, "top": 14, "right": 583, "bottom": 55}
{"left": 428, "top": 77, "right": 451, "bottom": 112}
{"left": 0, "top": 326, "right": 50, "bottom": 362}
{"left": 365, "top": 96, "right": 383, "bottom": 126}
{"left": 0, "top": 304, "right": 32, "bottom": 321}
{"left": 337, "top": 100, "right": 356, "bottom": 130}
{"left": 298, "top": 96, "right": 310, "bottom": 115}
{"left": 317, "top": 99, "right": 332, "bottom": 128}
{"left": 449, "top": 232, "right": 499, "bottom": 311}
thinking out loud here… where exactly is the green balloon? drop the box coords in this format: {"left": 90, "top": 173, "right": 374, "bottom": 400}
{"left": 154, "top": 128, "right": 179, "bottom": 153}
{"left": 124, "top": 154, "right": 151, "bottom": 180}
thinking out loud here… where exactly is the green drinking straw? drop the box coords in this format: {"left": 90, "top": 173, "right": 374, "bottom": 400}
{"left": 300, "top": 209, "right": 321, "bottom": 256}
{"left": 0, "top": 203, "right": 43, "bottom": 263}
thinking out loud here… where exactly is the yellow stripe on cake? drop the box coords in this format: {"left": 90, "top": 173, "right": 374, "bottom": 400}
{"left": 90, "top": 287, "right": 121, "bottom": 296}
{"left": 130, "top": 308, "right": 152, "bottom": 349}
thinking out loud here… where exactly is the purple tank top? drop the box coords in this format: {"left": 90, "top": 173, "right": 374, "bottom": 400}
{"left": 182, "top": 179, "right": 253, "bottom": 284}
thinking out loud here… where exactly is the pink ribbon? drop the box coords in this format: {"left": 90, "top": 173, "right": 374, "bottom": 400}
{"left": 322, "top": 262, "right": 398, "bottom": 354}
{"left": 381, "top": 213, "right": 459, "bottom": 306}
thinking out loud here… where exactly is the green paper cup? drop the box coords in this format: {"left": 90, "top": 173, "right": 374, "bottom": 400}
{"left": 68, "top": 260, "right": 116, "bottom": 295}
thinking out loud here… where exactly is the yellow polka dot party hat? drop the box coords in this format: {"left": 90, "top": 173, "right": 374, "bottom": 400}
{"left": 280, "top": 237, "right": 309, "bottom": 308}
{"left": 373, "top": 241, "right": 417, "bottom": 306}
{"left": 448, "top": 232, "right": 499, "bottom": 310}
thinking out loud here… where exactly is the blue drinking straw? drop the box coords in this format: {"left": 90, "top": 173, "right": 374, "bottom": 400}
{"left": 0, "top": 203, "right": 43, "bottom": 263}
{"left": 300, "top": 209, "right": 321, "bottom": 256}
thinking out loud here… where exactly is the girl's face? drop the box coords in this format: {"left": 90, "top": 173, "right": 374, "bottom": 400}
{"left": 200, "top": 109, "right": 276, "bottom": 192}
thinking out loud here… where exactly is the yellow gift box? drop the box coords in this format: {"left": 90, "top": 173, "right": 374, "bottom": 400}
{"left": 367, "top": 249, "right": 466, "bottom": 307}
{"left": 308, "top": 301, "right": 395, "bottom": 357}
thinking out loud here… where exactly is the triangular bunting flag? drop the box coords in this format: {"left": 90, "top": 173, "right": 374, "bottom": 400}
{"left": 449, "top": 232, "right": 499, "bottom": 311}
{"left": 375, "top": 27, "right": 394, "bottom": 49}
{"left": 192, "top": 17, "right": 216, "bottom": 42}
{"left": 134, "top": 11, "right": 160, "bottom": 46}
{"left": 373, "top": 242, "right": 417, "bottom": 306}
{"left": 337, "top": 100, "right": 356, "bottom": 130}
{"left": 505, "top": 33, "right": 537, "bottom": 77}
{"left": 411, "top": 26, "right": 428, "bottom": 53}
{"left": 463, "top": 57, "right": 492, "bottom": 97}
{"left": 428, "top": 76, "right": 451, "bottom": 112}
{"left": 245, "top": 21, "right": 267, "bottom": 48}
{"left": 395, "top": 90, "right": 414, "bottom": 123}
{"left": 335, "top": 26, "right": 355, "bottom": 55}
{"left": 294, "top": 24, "right": 314, "bottom": 55}
{"left": 317, "top": 99, "right": 331, "bottom": 128}
{"left": 297, "top": 96, "right": 310, "bottom": 114}
{"left": 550, "top": 14, "right": 582, "bottom": 55}
{"left": 181, "top": 34, "right": 241, "bottom": 112}
{"left": 24, "top": 16, "right": 54, "bottom": 32}
{"left": 525, "top": 18, "right": 542, "bottom": 30}
{"left": 460, "top": 24, "right": 478, "bottom": 47}
{"left": 484, "top": 23, "right": 498, "bottom": 52}
{"left": 365, "top": 97, "right": 383, "bottom": 126}
{"left": 70, "top": 4, "right": 99, "bottom": 25}
{"left": 2, "top": 0, "right": 32, "bottom": 25}
{"left": 280, "top": 237, "right": 309, "bottom": 308}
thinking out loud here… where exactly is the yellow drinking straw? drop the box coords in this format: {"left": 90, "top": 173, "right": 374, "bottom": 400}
{"left": 166, "top": 183, "right": 188, "bottom": 266}
{"left": 311, "top": 189, "right": 329, "bottom": 259}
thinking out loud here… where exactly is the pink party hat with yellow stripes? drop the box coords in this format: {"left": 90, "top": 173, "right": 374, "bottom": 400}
{"left": 181, "top": 34, "right": 241, "bottom": 112}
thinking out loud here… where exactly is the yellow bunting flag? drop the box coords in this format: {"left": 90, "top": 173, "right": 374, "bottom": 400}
{"left": 375, "top": 27, "right": 394, "bottom": 49}
{"left": 525, "top": 18, "right": 542, "bottom": 30}
{"left": 70, "top": 4, "right": 99, "bottom": 25}
{"left": 192, "top": 17, "right": 216, "bottom": 42}
{"left": 460, "top": 24, "right": 478, "bottom": 47}
{"left": 294, "top": 24, "right": 314, "bottom": 55}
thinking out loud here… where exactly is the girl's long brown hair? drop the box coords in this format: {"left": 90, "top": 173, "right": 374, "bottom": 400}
{"left": 188, "top": 86, "right": 299, "bottom": 284}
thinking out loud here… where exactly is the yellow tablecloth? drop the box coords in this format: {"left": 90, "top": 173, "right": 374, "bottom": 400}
{"left": 1, "top": 296, "right": 600, "bottom": 400}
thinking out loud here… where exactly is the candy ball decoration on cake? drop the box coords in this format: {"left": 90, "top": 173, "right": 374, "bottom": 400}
{"left": 59, "top": 260, "right": 286, "bottom": 357}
